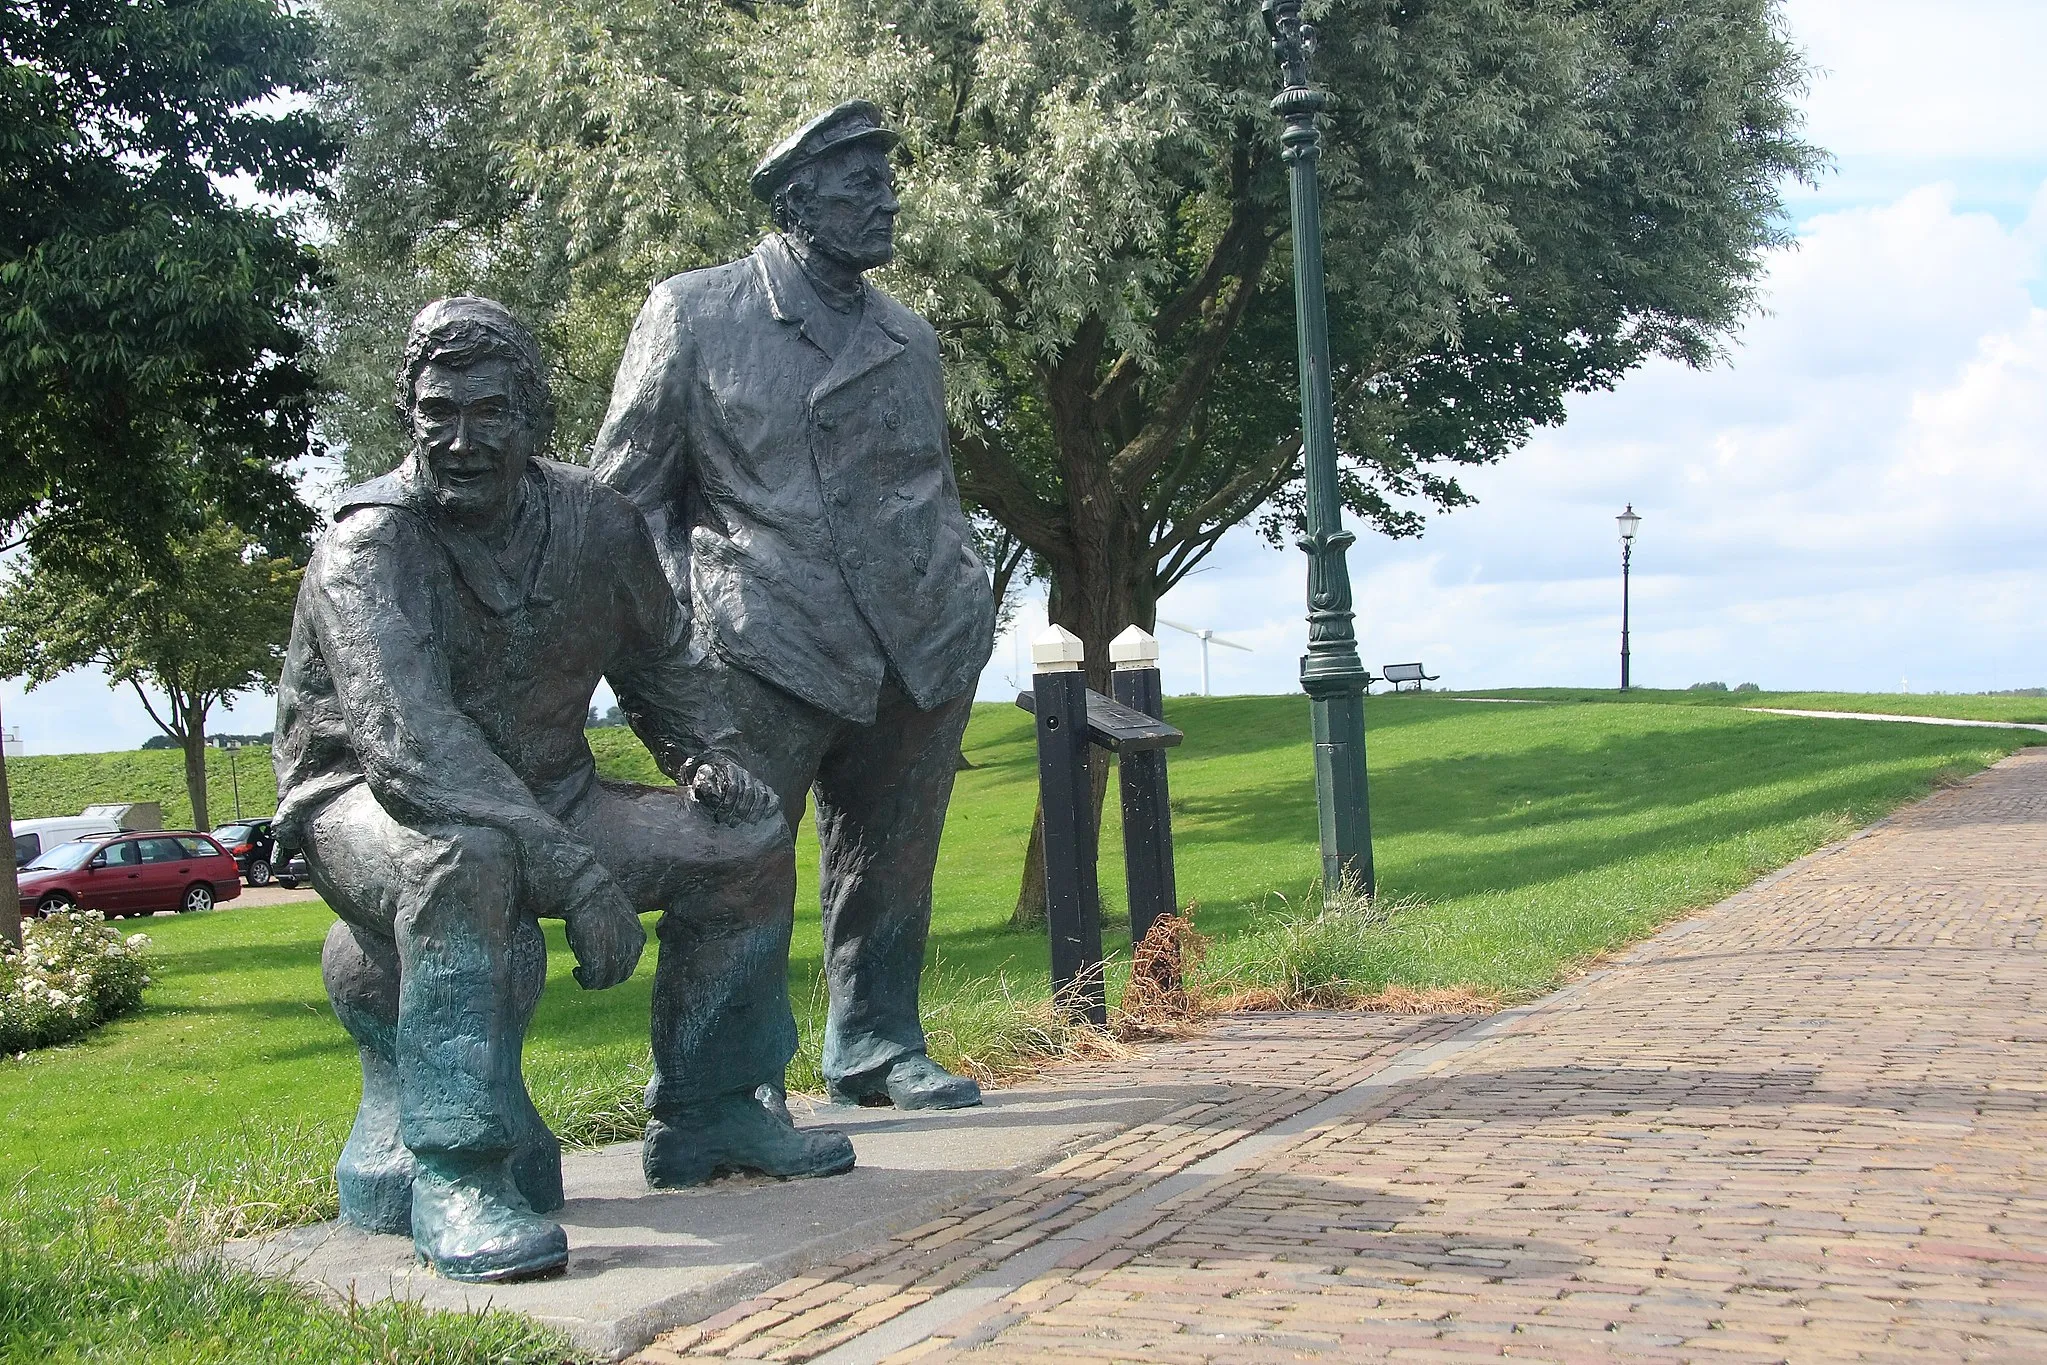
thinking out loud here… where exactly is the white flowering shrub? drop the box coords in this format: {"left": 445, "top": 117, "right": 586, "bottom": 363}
{"left": 1, "top": 910, "right": 154, "bottom": 1053}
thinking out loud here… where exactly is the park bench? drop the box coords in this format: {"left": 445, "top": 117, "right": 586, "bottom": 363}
{"left": 1374, "top": 662, "right": 1439, "bottom": 693}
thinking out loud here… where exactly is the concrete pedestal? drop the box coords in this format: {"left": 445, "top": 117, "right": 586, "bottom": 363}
{"left": 227, "top": 1082, "right": 1209, "bottom": 1359}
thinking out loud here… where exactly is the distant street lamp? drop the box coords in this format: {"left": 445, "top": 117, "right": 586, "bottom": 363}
{"left": 221, "top": 738, "right": 244, "bottom": 821}
{"left": 1617, "top": 505, "right": 1641, "bottom": 691}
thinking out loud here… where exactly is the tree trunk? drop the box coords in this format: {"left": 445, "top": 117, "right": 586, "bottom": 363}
{"left": 1008, "top": 802, "right": 1048, "bottom": 929}
{"left": 181, "top": 698, "right": 211, "bottom": 831}
{"left": 1, "top": 693, "right": 19, "bottom": 946}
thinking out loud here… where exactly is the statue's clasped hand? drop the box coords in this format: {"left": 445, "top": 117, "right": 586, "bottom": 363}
{"left": 685, "top": 753, "right": 781, "bottom": 826}
{"left": 562, "top": 867, "right": 647, "bottom": 991}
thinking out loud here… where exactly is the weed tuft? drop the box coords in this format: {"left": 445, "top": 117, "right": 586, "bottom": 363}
{"left": 1195, "top": 879, "right": 1499, "bottom": 1014}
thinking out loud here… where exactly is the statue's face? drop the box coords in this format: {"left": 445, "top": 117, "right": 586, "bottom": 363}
{"left": 791, "top": 142, "right": 900, "bottom": 271}
{"left": 408, "top": 357, "right": 532, "bottom": 527}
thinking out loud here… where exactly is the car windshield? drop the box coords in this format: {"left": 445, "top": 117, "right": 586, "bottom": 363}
{"left": 213, "top": 825, "right": 253, "bottom": 843}
{"left": 23, "top": 838, "right": 103, "bottom": 872}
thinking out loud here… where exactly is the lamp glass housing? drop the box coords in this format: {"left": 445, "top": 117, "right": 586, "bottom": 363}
{"left": 1616, "top": 505, "right": 1641, "bottom": 544}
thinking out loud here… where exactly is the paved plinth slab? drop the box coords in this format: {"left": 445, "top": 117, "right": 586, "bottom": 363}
{"left": 228, "top": 1082, "right": 1210, "bottom": 1358}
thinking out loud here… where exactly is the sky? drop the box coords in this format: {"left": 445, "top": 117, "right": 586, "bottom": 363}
{"left": 7, "top": 0, "right": 2047, "bottom": 755}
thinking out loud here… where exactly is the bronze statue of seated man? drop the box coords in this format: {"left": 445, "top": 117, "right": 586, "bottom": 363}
{"left": 272, "top": 296, "right": 853, "bottom": 1284}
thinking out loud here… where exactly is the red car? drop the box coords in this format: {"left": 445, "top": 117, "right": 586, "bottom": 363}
{"left": 15, "top": 830, "right": 244, "bottom": 919}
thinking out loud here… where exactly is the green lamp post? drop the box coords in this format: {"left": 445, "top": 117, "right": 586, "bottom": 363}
{"left": 1265, "top": 0, "right": 1374, "bottom": 896}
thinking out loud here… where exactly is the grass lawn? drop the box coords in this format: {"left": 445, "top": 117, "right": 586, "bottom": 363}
{"left": 2, "top": 690, "right": 2036, "bottom": 1360}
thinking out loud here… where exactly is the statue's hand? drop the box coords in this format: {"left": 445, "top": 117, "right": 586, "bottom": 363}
{"left": 564, "top": 875, "right": 646, "bottom": 990}
{"left": 688, "top": 756, "right": 781, "bottom": 826}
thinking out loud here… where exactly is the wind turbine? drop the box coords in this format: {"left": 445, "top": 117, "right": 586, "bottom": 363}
{"left": 1157, "top": 617, "right": 1253, "bottom": 697}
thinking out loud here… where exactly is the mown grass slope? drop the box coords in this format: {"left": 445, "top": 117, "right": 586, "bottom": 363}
{"left": 6, "top": 692, "right": 2032, "bottom": 1176}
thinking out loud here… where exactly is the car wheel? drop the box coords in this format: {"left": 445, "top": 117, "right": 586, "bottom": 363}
{"left": 246, "top": 858, "right": 272, "bottom": 886}
{"left": 182, "top": 883, "right": 215, "bottom": 914}
{"left": 34, "top": 893, "right": 74, "bottom": 917}
{"left": 276, "top": 875, "right": 299, "bottom": 890}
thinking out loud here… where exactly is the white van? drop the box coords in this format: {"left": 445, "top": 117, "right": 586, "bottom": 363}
{"left": 13, "top": 815, "right": 122, "bottom": 869}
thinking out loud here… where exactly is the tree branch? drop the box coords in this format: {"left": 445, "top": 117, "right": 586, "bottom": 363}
{"left": 1151, "top": 431, "right": 1302, "bottom": 587}
{"left": 952, "top": 427, "right": 1066, "bottom": 556}
{"left": 1106, "top": 233, "right": 1274, "bottom": 497}
{"left": 129, "top": 678, "right": 182, "bottom": 742}
{"left": 1089, "top": 135, "right": 1266, "bottom": 427}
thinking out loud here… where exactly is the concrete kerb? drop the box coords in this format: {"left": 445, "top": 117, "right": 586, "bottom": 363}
{"left": 805, "top": 1008, "right": 1543, "bottom": 1365}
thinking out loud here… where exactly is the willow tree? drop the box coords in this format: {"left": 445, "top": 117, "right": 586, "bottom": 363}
{"left": 319, "top": 0, "right": 1817, "bottom": 911}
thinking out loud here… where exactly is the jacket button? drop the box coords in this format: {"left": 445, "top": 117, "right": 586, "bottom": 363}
{"left": 818, "top": 416, "right": 838, "bottom": 432}
{"left": 832, "top": 488, "right": 850, "bottom": 507}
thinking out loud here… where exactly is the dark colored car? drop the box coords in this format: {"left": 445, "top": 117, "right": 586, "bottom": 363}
{"left": 16, "top": 831, "right": 244, "bottom": 919}
{"left": 210, "top": 818, "right": 280, "bottom": 886}
{"left": 273, "top": 846, "right": 312, "bottom": 891}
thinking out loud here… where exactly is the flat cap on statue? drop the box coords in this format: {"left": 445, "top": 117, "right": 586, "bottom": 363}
{"left": 750, "top": 100, "right": 902, "bottom": 202}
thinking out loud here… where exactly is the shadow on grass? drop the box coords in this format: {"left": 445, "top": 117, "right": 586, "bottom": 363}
{"left": 1164, "top": 719, "right": 2019, "bottom": 905}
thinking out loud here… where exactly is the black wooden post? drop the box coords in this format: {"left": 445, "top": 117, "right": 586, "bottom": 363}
{"left": 1030, "top": 625, "right": 1107, "bottom": 1026}
{"left": 1109, "top": 626, "right": 1177, "bottom": 950}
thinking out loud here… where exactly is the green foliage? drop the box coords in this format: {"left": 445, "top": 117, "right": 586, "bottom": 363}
{"left": 0, "top": 0, "right": 335, "bottom": 563}
{"left": 0, "top": 525, "right": 302, "bottom": 829}
{"left": 0, "top": 910, "right": 154, "bottom": 1053}
{"left": 1689, "top": 680, "right": 1730, "bottom": 691}
{"left": 315, "top": 0, "right": 1822, "bottom": 658}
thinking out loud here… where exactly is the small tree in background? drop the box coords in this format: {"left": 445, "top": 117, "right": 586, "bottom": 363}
{"left": 0, "top": 525, "right": 303, "bottom": 834}
{"left": 0, "top": 0, "right": 332, "bottom": 943}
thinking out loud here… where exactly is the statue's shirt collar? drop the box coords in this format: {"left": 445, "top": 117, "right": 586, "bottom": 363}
{"left": 338, "top": 462, "right": 560, "bottom": 617}
{"left": 753, "top": 235, "right": 908, "bottom": 402}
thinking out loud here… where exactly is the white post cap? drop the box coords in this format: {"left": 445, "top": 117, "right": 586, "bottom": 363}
{"left": 1109, "top": 625, "right": 1160, "bottom": 670}
{"left": 1031, "top": 624, "right": 1086, "bottom": 672}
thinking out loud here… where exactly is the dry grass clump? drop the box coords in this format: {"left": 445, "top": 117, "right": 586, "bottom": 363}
{"left": 1115, "top": 912, "right": 1211, "bottom": 1036}
{"left": 925, "top": 970, "right": 1136, "bottom": 1083}
{"left": 1211, "top": 980, "right": 1500, "bottom": 1015}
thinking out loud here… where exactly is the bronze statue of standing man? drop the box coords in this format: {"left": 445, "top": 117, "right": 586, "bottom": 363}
{"left": 593, "top": 102, "right": 995, "bottom": 1109}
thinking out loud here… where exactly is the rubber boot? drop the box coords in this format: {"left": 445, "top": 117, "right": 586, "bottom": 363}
{"left": 335, "top": 1047, "right": 416, "bottom": 1234}
{"left": 644, "top": 1094, "right": 855, "bottom": 1189}
{"left": 411, "top": 1154, "right": 568, "bottom": 1283}
{"left": 506, "top": 1089, "right": 565, "bottom": 1215}
{"left": 827, "top": 1052, "right": 982, "bottom": 1110}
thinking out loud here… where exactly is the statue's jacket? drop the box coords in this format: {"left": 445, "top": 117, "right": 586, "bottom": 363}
{"left": 272, "top": 459, "right": 730, "bottom": 903}
{"left": 591, "top": 234, "right": 995, "bottom": 725}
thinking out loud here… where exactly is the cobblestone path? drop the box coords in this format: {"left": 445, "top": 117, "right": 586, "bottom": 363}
{"left": 637, "top": 751, "right": 2047, "bottom": 1363}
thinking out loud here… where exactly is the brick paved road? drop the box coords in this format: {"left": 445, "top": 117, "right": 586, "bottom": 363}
{"left": 640, "top": 751, "right": 2047, "bottom": 1363}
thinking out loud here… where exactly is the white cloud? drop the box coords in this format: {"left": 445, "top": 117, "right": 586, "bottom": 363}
{"left": 1789, "top": 1, "right": 2047, "bottom": 161}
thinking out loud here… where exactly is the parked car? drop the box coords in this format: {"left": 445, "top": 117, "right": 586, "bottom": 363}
{"left": 210, "top": 818, "right": 281, "bottom": 886}
{"left": 13, "top": 815, "right": 121, "bottom": 869}
{"left": 16, "top": 831, "right": 243, "bottom": 919}
{"left": 273, "top": 846, "right": 312, "bottom": 891}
